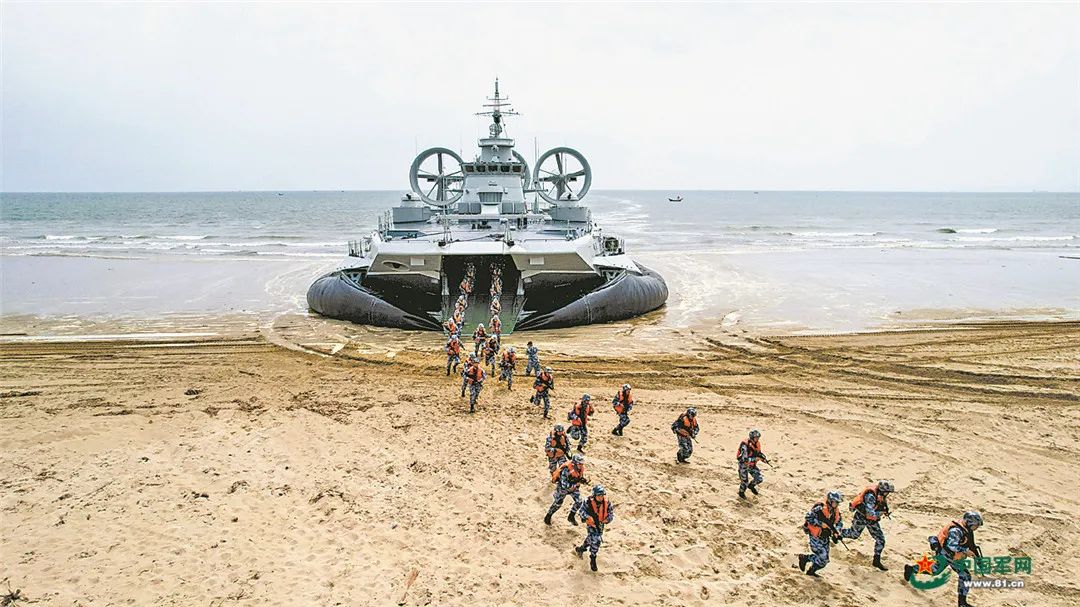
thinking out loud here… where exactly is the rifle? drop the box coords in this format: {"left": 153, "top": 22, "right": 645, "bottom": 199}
{"left": 823, "top": 521, "right": 850, "bottom": 550}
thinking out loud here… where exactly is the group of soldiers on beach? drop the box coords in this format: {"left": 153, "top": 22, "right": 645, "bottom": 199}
{"left": 440, "top": 274, "right": 984, "bottom": 603}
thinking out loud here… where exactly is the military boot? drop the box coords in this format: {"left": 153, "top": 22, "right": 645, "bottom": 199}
{"left": 575, "top": 545, "right": 585, "bottom": 558}
{"left": 806, "top": 564, "right": 821, "bottom": 578}
{"left": 873, "top": 555, "right": 888, "bottom": 571}
{"left": 590, "top": 555, "right": 598, "bottom": 572}
{"left": 903, "top": 564, "right": 915, "bottom": 582}
{"left": 738, "top": 489, "right": 747, "bottom": 499}
{"left": 748, "top": 483, "right": 759, "bottom": 495}
{"left": 568, "top": 510, "right": 578, "bottom": 526}
{"left": 544, "top": 511, "right": 553, "bottom": 526}
{"left": 798, "top": 554, "right": 809, "bottom": 572}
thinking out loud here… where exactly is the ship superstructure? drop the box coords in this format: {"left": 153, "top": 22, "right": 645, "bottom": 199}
{"left": 307, "top": 82, "right": 667, "bottom": 333}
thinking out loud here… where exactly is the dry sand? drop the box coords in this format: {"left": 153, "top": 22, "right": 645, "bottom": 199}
{"left": 1, "top": 321, "right": 1078, "bottom": 606}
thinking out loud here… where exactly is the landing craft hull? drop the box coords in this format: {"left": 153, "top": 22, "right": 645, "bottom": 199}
{"left": 306, "top": 265, "right": 668, "bottom": 332}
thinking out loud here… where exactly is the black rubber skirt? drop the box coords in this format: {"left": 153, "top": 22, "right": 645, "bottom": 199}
{"left": 514, "top": 264, "right": 668, "bottom": 330}
{"left": 306, "top": 273, "right": 441, "bottom": 331}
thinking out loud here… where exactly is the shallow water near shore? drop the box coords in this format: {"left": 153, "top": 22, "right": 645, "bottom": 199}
{"left": 2, "top": 190, "right": 1078, "bottom": 336}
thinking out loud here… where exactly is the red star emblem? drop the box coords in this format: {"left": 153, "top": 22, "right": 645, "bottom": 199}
{"left": 915, "top": 554, "right": 935, "bottom": 575}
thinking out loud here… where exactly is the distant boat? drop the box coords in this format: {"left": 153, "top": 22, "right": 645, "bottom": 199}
{"left": 668, "top": 195, "right": 683, "bottom": 202}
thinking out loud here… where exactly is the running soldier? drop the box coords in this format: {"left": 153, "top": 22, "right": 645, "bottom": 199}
{"left": 842, "top": 480, "right": 894, "bottom": 571}
{"left": 445, "top": 336, "right": 462, "bottom": 376}
{"left": 459, "top": 355, "right": 474, "bottom": 398}
{"left": 472, "top": 323, "right": 488, "bottom": 355}
{"left": 672, "top": 408, "right": 699, "bottom": 463}
{"left": 569, "top": 393, "right": 594, "bottom": 452}
{"left": 532, "top": 366, "right": 555, "bottom": 418}
{"left": 736, "top": 429, "right": 769, "bottom": 499}
{"left": 544, "top": 424, "right": 570, "bottom": 472}
{"left": 498, "top": 346, "right": 517, "bottom": 390}
{"left": 483, "top": 334, "right": 500, "bottom": 374}
{"left": 544, "top": 454, "right": 588, "bottom": 526}
{"left": 904, "top": 511, "right": 983, "bottom": 607}
{"left": 524, "top": 341, "right": 541, "bottom": 377}
{"left": 798, "top": 490, "right": 845, "bottom": 578}
{"left": 462, "top": 356, "right": 485, "bottom": 413}
{"left": 489, "top": 314, "right": 502, "bottom": 336}
{"left": 575, "top": 485, "right": 614, "bottom": 572}
{"left": 611, "top": 383, "right": 633, "bottom": 436}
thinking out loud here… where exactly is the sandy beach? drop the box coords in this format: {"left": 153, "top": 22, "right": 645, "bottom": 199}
{"left": 2, "top": 320, "right": 1078, "bottom": 606}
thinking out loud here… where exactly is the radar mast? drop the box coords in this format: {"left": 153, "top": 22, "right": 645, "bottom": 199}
{"left": 475, "top": 78, "right": 519, "bottom": 138}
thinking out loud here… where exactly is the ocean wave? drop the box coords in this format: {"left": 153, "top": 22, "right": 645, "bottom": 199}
{"left": 957, "top": 235, "right": 1075, "bottom": 243}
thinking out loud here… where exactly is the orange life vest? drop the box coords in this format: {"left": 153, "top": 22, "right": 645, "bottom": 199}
{"left": 502, "top": 351, "right": 516, "bottom": 365}
{"left": 850, "top": 486, "right": 887, "bottom": 515}
{"left": 465, "top": 365, "right": 484, "bottom": 384}
{"left": 937, "top": 520, "right": 974, "bottom": 557}
{"left": 584, "top": 495, "right": 610, "bottom": 529}
{"left": 552, "top": 460, "right": 585, "bottom": 485}
{"left": 445, "top": 319, "right": 458, "bottom": 333}
{"left": 546, "top": 431, "right": 569, "bottom": 459}
{"left": 613, "top": 388, "right": 632, "bottom": 414}
{"left": 485, "top": 337, "right": 499, "bottom": 354}
{"left": 490, "top": 317, "right": 501, "bottom": 332}
{"left": 535, "top": 372, "right": 553, "bottom": 392}
{"left": 447, "top": 340, "right": 462, "bottom": 355}
{"left": 676, "top": 414, "right": 698, "bottom": 437}
{"left": 571, "top": 399, "right": 593, "bottom": 426}
{"left": 806, "top": 501, "right": 840, "bottom": 539}
{"left": 737, "top": 438, "right": 762, "bottom": 466}
{"left": 474, "top": 327, "right": 487, "bottom": 341}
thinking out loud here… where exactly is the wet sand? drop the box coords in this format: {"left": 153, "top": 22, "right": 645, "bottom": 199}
{"left": 2, "top": 321, "right": 1078, "bottom": 606}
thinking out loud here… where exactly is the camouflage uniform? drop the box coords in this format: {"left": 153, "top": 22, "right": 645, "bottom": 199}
{"left": 842, "top": 491, "right": 886, "bottom": 557}
{"left": 459, "top": 361, "right": 472, "bottom": 397}
{"left": 524, "top": 345, "right": 541, "bottom": 376}
{"left": 569, "top": 398, "right": 594, "bottom": 450}
{"left": 672, "top": 412, "right": 699, "bottom": 462}
{"left": 546, "top": 464, "right": 585, "bottom": 519}
{"left": 498, "top": 353, "right": 516, "bottom": 389}
{"left": 445, "top": 349, "right": 461, "bottom": 376}
{"left": 532, "top": 372, "right": 554, "bottom": 418}
{"left": 611, "top": 389, "right": 633, "bottom": 435}
{"left": 545, "top": 431, "right": 570, "bottom": 472}
{"left": 804, "top": 502, "right": 843, "bottom": 570}
{"left": 930, "top": 524, "right": 975, "bottom": 600}
{"left": 577, "top": 496, "right": 614, "bottom": 557}
{"left": 737, "top": 440, "right": 765, "bottom": 493}
{"left": 462, "top": 364, "right": 484, "bottom": 412}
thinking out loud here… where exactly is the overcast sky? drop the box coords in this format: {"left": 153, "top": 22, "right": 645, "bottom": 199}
{"left": 3, "top": 2, "right": 1078, "bottom": 192}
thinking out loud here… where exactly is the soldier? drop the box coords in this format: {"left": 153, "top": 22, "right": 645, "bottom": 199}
{"left": 456, "top": 293, "right": 468, "bottom": 311}
{"left": 575, "top": 485, "right": 614, "bottom": 572}
{"left": 569, "top": 393, "right": 594, "bottom": 452}
{"left": 489, "top": 314, "right": 502, "bottom": 336}
{"left": 499, "top": 346, "right": 517, "bottom": 390}
{"left": 544, "top": 424, "right": 570, "bottom": 472}
{"left": 798, "top": 490, "right": 845, "bottom": 578}
{"left": 611, "top": 383, "right": 634, "bottom": 436}
{"left": 544, "top": 454, "right": 588, "bottom": 526}
{"left": 842, "top": 480, "right": 894, "bottom": 571}
{"left": 524, "top": 341, "right": 541, "bottom": 377}
{"left": 472, "top": 323, "right": 488, "bottom": 355}
{"left": 671, "top": 408, "right": 699, "bottom": 463}
{"left": 459, "top": 355, "right": 474, "bottom": 398}
{"left": 459, "top": 276, "right": 472, "bottom": 296}
{"left": 736, "top": 429, "right": 769, "bottom": 499}
{"left": 445, "top": 336, "right": 463, "bottom": 376}
{"left": 483, "top": 334, "right": 500, "bottom": 374}
{"left": 532, "top": 366, "right": 555, "bottom": 418}
{"left": 490, "top": 297, "right": 502, "bottom": 317}
{"left": 905, "top": 511, "right": 983, "bottom": 607}
{"left": 444, "top": 316, "right": 459, "bottom": 338}
{"left": 463, "top": 356, "right": 485, "bottom": 413}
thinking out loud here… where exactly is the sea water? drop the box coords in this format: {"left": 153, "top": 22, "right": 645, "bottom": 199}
{"left": 2, "top": 191, "right": 1078, "bottom": 332}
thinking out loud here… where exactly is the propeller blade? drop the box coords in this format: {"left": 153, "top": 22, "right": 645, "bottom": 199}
{"left": 555, "top": 152, "right": 564, "bottom": 175}
{"left": 566, "top": 170, "right": 586, "bottom": 179}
